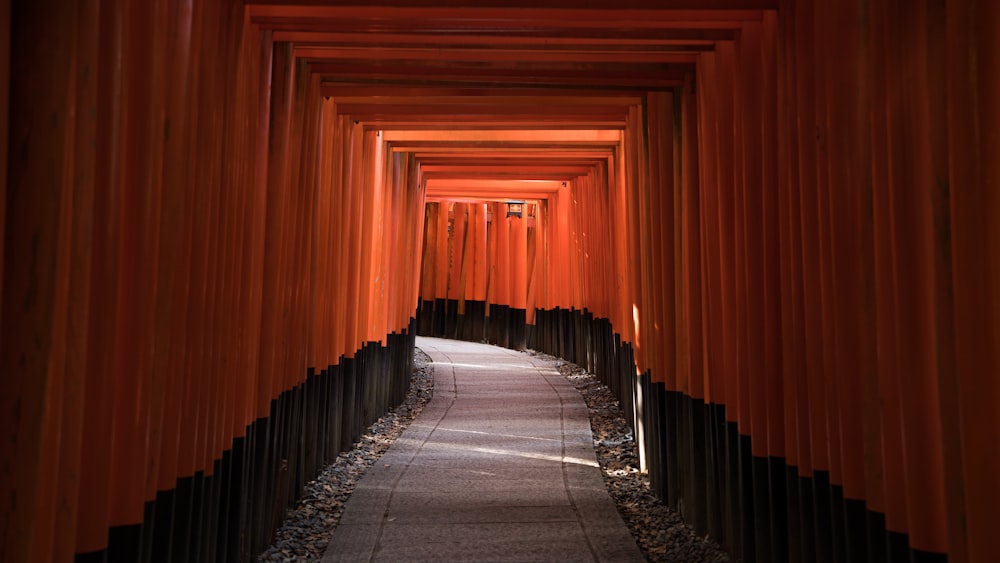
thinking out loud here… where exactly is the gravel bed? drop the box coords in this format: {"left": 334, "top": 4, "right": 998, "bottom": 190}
{"left": 258, "top": 348, "right": 434, "bottom": 562}
{"left": 531, "top": 352, "right": 730, "bottom": 563}
{"left": 259, "top": 346, "right": 729, "bottom": 562}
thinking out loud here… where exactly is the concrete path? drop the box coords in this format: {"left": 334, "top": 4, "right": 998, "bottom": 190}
{"left": 322, "top": 337, "right": 644, "bottom": 562}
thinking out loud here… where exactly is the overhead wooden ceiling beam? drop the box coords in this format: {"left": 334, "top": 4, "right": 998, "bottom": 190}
{"left": 247, "top": 5, "right": 772, "bottom": 23}
{"left": 382, "top": 129, "right": 621, "bottom": 142}
{"left": 297, "top": 46, "right": 707, "bottom": 64}
{"left": 278, "top": 29, "right": 737, "bottom": 46}
{"left": 309, "top": 62, "right": 688, "bottom": 89}
{"left": 245, "top": 2, "right": 764, "bottom": 204}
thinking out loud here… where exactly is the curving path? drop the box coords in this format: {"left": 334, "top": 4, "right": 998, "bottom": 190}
{"left": 322, "top": 336, "right": 644, "bottom": 562}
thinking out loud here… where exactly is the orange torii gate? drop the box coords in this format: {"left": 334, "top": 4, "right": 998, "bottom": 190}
{"left": 3, "top": 1, "right": 1000, "bottom": 562}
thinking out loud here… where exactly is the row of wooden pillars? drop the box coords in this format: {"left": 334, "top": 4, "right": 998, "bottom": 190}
{"left": 417, "top": 200, "right": 532, "bottom": 348}
{"left": 3, "top": 0, "right": 1000, "bottom": 561}
{"left": 0, "top": 0, "right": 426, "bottom": 560}
{"left": 412, "top": 3, "right": 1000, "bottom": 562}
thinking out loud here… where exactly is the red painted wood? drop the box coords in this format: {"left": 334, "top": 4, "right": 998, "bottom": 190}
{"left": 678, "top": 72, "right": 702, "bottom": 401}
{"left": 868, "top": 0, "right": 909, "bottom": 534}
{"left": 510, "top": 208, "right": 528, "bottom": 311}
{"left": 848, "top": 0, "right": 886, "bottom": 521}
{"left": 887, "top": 0, "right": 947, "bottom": 551}
{"left": 758, "top": 12, "right": 783, "bottom": 461}
{"left": 737, "top": 21, "right": 763, "bottom": 448}
{"left": 696, "top": 51, "right": 723, "bottom": 408}
{"left": 0, "top": 0, "right": 7, "bottom": 337}
{"left": 773, "top": 0, "right": 804, "bottom": 477}
{"left": 647, "top": 91, "right": 675, "bottom": 386}
{"left": 52, "top": 1, "right": 100, "bottom": 559}
{"left": 714, "top": 41, "right": 739, "bottom": 423}
{"left": 2, "top": 2, "right": 996, "bottom": 560}
{"left": 824, "top": 0, "right": 860, "bottom": 506}
{"left": 947, "top": 2, "right": 1000, "bottom": 561}
{"left": 257, "top": 40, "right": 294, "bottom": 411}
{"left": 2, "top": 1, "right": 90, "bottom": 558}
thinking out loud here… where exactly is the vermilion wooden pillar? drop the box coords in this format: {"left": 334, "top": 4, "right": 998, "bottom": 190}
{"left": 419, "top": 202, "right": 439, "bottom": 312}
{"left": 313, "top": 96, "right": 336, "bottom": 368}
{"left": 525, "top": 203, "right": 538, "bottom": 324}
{"left": 610, "top": 135, "right": 632, "bottom": 346}
{"left": 886, "top": 0, "right": 948, "bottom": 553}
{"left": 568, "top": 186, "right": 585, "bottom": 312}
{"left": 319, "top": 99, "right": 338, "bottom": 358}
{"left": 867, "top": 1, "right": 911, "bottom": 556}
{"left": 240, "top": 26, "right": 272, "bottom": 444}
{"left": 355, "top": 129, "right": 378, "bottom": 345}
{"left": 645, "top": 91, "right": 675, "bottom": 388}
{"left": 434, "top": 201, "right": 449, "bottom": 313}
{"left": 774, "top": 4, "right": 810, "bottom": 558}
{"left": 149, "top": 0, "right": 191, "bottom": 523}
{"left": 947, "top": 1, "right": 1000, "bottom": 561}
{"left": 53, "top": 1, "right": 101, "bottom": 560}
{"left": 812, "top": 7, "right": 841, "bottom": 542}
{"left": 678, "top": 68, "right": 710, "bottom": 533}
{"left": 257, "top": 40, "right": 293, "bottom": 416}
{"left": 591, "top": 167, "right": 613, "bottom": 324}
{"left": 849, "top": 0, "right": 889, "bottom": 556}
{"left": 0, "top": 0, "right": 8, "bottom": 329}
{"left": 755, "top": 13, "right": 787, "bottom": 560}
{"left": 623, "top": 104, "right": 644, "bottom": 370}
{"left": 695, "top": 45, "right": 719, "bottom": 429}
{"left": 585, "top": 164, "right": 609, "bottom": 332}
{"left": 496, "top": 203, "right": 511, "bottom": 310}
{"left": 108, "top": 0, "right": 169, "bottom": 539}
{"left": 714, "top": 40, "right": 739, "bottom": 438}
{"left": 340, "top": 119, "right": 362, "bottom": 356}
{"left": 401, "top": 153, "right": 425, "bottom": 332}
{"left": 76, "top": 0, "right": 128, "bottom": 553}
{"left": 293, "top": 73, "right": 320, "bottom": 364}
{"left": 548, "top": 192, "right": 568, "bottom": 311}
{"left": 510, "top": 206, "right": 528, "bottom": 314}
{"left": 448, "top": 202, "right": 465, "bottom": 307}
{"left": 1, "top": 1, "right": 82, "bottom": 559}
{"left": 472, "top": 203, "right": 488, "bottom": 304}
{"left": 331, "top": 112, "right": 352, "bottom": 357}
{"left": 814, "top": 3, "right": 870, "bottom": 557}
{"left": 696, "top": 49, "right": 722, "bottom": 415}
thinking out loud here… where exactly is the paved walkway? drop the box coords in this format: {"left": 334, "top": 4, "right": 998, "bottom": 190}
{"left": 322, "top": 337, "right": 644, "bottom": 562}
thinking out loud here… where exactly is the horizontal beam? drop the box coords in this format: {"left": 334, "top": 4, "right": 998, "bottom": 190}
{"left": 297, "top": 46, "right": 708, "bottom": 64}
{"left": 324, "top": 84, "right": 647, "bottom": 99}
{"left": 421, "top": 165, "right": 595, "bottom": 175}
{"left": 350, "top": 120, "right": 628, "bottom": 129}
{"left": 383, "top": 129, "right": 621, "bottom": 143}
{"left": 309, "top": 62, "right": 689, "bottom": 88}
{"left": 248, "top": 6, "right": 772, "bottom": 23}
{"left": 278, "top": 29, "right": 737, "bottom": 46}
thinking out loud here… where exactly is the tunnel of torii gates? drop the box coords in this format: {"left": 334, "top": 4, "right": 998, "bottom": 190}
{"left": 1, "top": 0, "right": 999, "bottom": 562}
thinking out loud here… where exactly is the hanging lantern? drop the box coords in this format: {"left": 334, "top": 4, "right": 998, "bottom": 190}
{"left": 506, "top": 200, "right": 524, "bottom": 218}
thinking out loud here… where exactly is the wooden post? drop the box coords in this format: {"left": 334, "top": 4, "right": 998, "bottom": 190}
{"left": 947, "top": 1, "right": 1000, "bottom": 560}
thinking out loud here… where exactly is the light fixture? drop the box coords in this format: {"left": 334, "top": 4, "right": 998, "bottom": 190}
{"left": 506, "top": 200, "right": 524, "bottom": 218}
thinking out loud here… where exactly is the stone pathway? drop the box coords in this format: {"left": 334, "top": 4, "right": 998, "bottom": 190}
{"left": 321, "top": 337, "right": 644, "bottom": 562}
